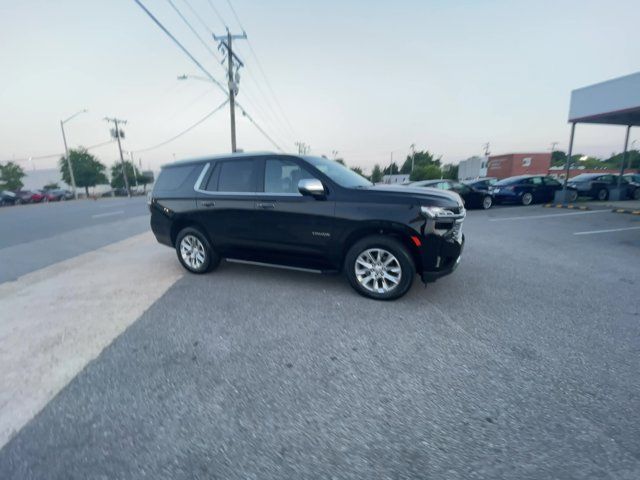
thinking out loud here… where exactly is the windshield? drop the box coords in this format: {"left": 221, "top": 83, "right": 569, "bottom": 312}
{"left": 569, "top": 174, "right": 598, "bottom": 182}
{"left": 304, "top": 156, "right": 372, "bottom": 188}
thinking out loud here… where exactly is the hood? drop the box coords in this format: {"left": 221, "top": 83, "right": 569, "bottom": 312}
{"left": 363, "top": 184, "right": 463, "bottom": 207}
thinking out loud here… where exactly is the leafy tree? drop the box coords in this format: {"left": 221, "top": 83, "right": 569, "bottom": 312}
{"left": 43, "top": 182, "right": 60, "bottom": 190}
{"left": 410, "top": 164, "right": 441, "bottom": 181}
{"left": 370, "top": 164, "right": 383, "bottom": 183}
{"left": 551, "top": 150, "right": 567, "bottom": 167}
{"left": 59, "top": 148, "right": 108, "bottom": 196}
{"left": 401, "top": 150, "right": 441, "bottom": 174}
{"left": 441, "top": 164, "right": 459, "bottom": 180}
{"left": 335, "top": 158, "right": 346, "bottom": 166}
{"left": 0, "top": 161, "right": 26, "bottom": 190}
{"left": 383, "top": 162, "right": 400, "bottom": 175}
{"left": 110, "top": 160, "right": 142, "bottom": 190}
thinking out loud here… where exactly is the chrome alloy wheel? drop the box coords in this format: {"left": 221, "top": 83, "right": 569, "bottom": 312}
{"left": 180, "top": 234, "right": 206, "bottom": 270}
{"left": 355, "top": 248, "right": 402, "bottom": 294}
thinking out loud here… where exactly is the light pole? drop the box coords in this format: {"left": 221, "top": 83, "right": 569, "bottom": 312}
{"left": 60, "top": 109, "right": 87, "bottom": 199}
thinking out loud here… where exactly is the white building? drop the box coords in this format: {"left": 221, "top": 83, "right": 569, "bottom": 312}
{"left": 457, "top": 156, "right": 488, "bottom": 180}
{"left": 381, "top": 174, "right": 410, "bottom": 184}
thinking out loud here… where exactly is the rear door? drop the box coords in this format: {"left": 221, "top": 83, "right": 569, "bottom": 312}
{"left": 251, "top": 156, "right": 336, "bottom": 269}
{"left": 194, "top": 158, "right": 259, "bottom": 256}
{"left": 528, "top": 176, "right": 545, "bottom": 202}
{"left": 542, "top": 176, "right": 562, "bottom": 201}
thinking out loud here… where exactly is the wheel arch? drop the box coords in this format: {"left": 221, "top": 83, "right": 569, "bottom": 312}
{"left": 170, "top": 217, "right": 210, "bottom": 247}
{"left": 340, "top": 223, "right": 423, "bottom": 273}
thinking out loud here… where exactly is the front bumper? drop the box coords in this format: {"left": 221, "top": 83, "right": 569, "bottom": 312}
{"left": 419, "top": 208, "right": 465, "bottom": 283}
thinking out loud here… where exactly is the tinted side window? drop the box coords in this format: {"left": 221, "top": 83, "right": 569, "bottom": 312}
{"left": 155, "top": 165, "right": 196, "bottom": 191}
{"left": 264, "top": 158, "right": 315, "bottom": 194}
{"left": 544, "top": 177, "right": 560, "bottom": 186}
{"left": 531, "top": 177, "right": 543, "bottom": 185}
{"left": 217, "top": 160, "right": 256, "bottom": 192}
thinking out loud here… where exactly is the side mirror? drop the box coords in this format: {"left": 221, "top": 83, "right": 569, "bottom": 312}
{"left": 298, "top": 178, "right": 325, "bottom": 197}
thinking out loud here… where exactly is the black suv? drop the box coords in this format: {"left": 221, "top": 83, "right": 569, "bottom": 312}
{"left": 150, "top": 153, "right": 465, "bottom": 300}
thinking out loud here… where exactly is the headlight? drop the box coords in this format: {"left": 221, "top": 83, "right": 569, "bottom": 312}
{"left": 421, "top": 206, "right": 457, "bottom": 218}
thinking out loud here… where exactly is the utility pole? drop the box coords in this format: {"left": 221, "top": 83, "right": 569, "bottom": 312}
{"left": 550, "top": 141, "right": 559, "bottom": 154}
{"left": 295, "top": 142, "right": 310, "bottom": 155}
{"left": 129, "top": 151, "right": 139, "bottom": 187}
{"left": 213, "top": 29, "right": 247, "bottom": 153}
{"left": 104, "top": 117, "right": 131, "bottom": 198}
{"left": 410, "top": 143, "right": 416, "bottom": 172}
{"left": 482, "top": 142, "right": 491, "bottom": 157}
{"left": 60, "top": 109, "right": 87, "bottom": 200}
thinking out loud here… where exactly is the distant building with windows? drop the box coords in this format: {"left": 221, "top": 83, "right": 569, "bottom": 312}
{"left": 457, "top": 156, "right": 488, "bottom": 180}
{"left": 487, "top": 153, "right": 551, "bottom": 179}
{"left": 381, "top": 174, "right": 410, "bottom": 184}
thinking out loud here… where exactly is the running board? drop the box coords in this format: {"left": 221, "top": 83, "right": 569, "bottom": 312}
{"left": 225, "top": 258, "right": 329, "bottom": 274}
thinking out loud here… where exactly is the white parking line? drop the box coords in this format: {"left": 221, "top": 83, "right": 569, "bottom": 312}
{"left": 489, "top": 210, "right": 608, "bottom": 222}
{"left": 92, "top": 210, "right": 124, "bottom": 219}
{"left": 574, "top": 226, "right": 640, "bottom": 236}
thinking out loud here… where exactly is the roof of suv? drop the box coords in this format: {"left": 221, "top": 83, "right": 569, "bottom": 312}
{"left": 162, "top": 151, "right": 277, "bottom": 168}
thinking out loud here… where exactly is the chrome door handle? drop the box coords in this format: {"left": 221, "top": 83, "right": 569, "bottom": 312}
{"left": 257, "top": 202, "right": 275, "bottom": 209}
{"left": 201, "top": 200, "right": 216, "bottom": 207}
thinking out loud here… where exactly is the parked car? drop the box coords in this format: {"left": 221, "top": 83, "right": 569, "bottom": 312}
{"left": 463, "top": 177, "right": 497, "bottom": 192}
{"left": 410, "top": 179, "right": 494, "bottom": 209}
{"left": 622, "top": 174, "right": 640, "bottom": 200}
{"left": 13, "top": 190, "right": 44, "bottom": 204}
{"left": 40, "top": 189, "right": 73, "bottom": 201}
{"left": 1, "top": 190, "right": 18, "bottom": 206}
{"left": 150, "top": 153, "right": 466, "bottom": 300}
{"left": 567, "top": 173, "right": 639, "bottom": 200}
{"left": 491, "top": 175, "right": 577, "bottom": 205}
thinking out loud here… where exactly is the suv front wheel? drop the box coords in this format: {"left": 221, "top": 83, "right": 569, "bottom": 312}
{"left": 344, "top": 235, "right": 415, "bottom": 300}
{"left": 175, "top": 227, "right": 220, "bottom": 274}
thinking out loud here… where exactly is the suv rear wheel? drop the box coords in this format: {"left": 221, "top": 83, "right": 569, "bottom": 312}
{"left": 175, "top": 227, "right": 219, "bottom": 274}
{"left": 344, "top": 235, "right": 415, "bottom": 300}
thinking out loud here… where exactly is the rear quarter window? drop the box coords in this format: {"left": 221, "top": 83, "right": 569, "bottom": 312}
{"left": 154, "top": 165, "right": 198, "bottom": 191}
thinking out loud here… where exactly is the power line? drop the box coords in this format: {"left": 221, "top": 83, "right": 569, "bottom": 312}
{"left": 205, "top": 0, "right": 228, "bottom": 28}
{"left": 236, "top": 101, "right": 283, "bottom": 151}
{"left": 225, "top": 0, "right": 297, "bottom": 139}
{"left": 133, "top": 99, "right": 229, "bottom": 153}
{"left": 166, "top": 0, "right": 221, "bottom": 63}
{"left": 2, "top": 140, "right": 115, "bottom": 165}
{"left": 133, "top": 0, "right": 226, "bottom": 94}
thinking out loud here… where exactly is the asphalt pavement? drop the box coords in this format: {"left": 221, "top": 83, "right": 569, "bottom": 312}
{"left": 0, "top": 197, "right": 149, "bottom": 283}
{"left": 0, "top": 204, "right": 639, "bottom": 479}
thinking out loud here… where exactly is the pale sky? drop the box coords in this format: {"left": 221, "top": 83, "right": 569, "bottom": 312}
{"left": 1, "top": 0, "right": 639, "bottom": 173}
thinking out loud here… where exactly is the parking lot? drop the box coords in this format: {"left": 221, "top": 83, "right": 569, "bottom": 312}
{"left": 1, "top": 200, "right": 639, "bottom": 478}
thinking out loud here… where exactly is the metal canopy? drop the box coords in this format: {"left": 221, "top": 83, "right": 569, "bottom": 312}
{"left": 569, "top": 72, "right": 640, "bottom": 126}
{"left": 558, "top": 71, "right": 639, "bottom": 202}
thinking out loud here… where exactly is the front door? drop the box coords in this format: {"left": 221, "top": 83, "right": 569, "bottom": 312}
{"left": 252, "top": 156, "right": 335, "bottom": 270}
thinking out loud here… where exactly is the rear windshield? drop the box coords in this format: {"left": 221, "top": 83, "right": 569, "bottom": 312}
{"left": 155, "top": 165, "right": 197, "bottom": 191}
{"left": 495, "top": 176, "right": 526, "bottom": 186}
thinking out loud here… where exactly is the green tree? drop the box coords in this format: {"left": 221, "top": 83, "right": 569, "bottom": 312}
{"left": 110, "top": 160, "right": 142, "bottom": 190}
{"left": 551, "top": 150, "right": 567, "bottom": 167}
{"left": 59, "top": 148, "right": 108, "bottom": 196}
{"left": 401, "top": 150, "right": 441, "bottom": 174}
{"left": 383, "top": 162, "right": 400, "bottom": 175}
{"left": 0, "top": 161, "right": 26, "bottom": 190}
{"left": 370, "top": 164, "right": 383, "bottom": 183}
{"left": 335, "top": 158, "right": 346, "bottom": 166}
{"left": 43, "top": 182, "right": 60, "bottom": 190}
{"left": 410, "top": 164, "right": 441, "bottom": 181}
{"left": 441, "top": 164, "right": 458, "bottom": 180}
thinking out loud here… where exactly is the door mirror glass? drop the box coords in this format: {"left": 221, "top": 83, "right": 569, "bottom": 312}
{"left": 298, "top": 178, "right": 325, "bottom": 197}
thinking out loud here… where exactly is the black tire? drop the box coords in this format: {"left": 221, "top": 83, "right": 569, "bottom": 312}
{"left": 597, "top": 188, "right": 608, "bottom": 201}
{"left": 568, "top": 190, "right": 578, "bottom": 202}
{"left": 482, "top": 195, "right": 493, "bottom": 210}
{"left": 633, "top": 188, "right": 640, "bottom": 200}
{"left": 521, "top": 192, "right": 533, "bottom": 206}
{"left": 175, "top": 227, "right": 220, "bottom": 274}
{"left": 344, "top": 235, "right": 415, "bottom": 301}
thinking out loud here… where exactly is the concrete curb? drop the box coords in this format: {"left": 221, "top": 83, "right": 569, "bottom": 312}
{"left": 612, "top": 208, "right": 640, "bottom": 215}
{"left": 543, "top": 204, "right": 590, "bottom": 210}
